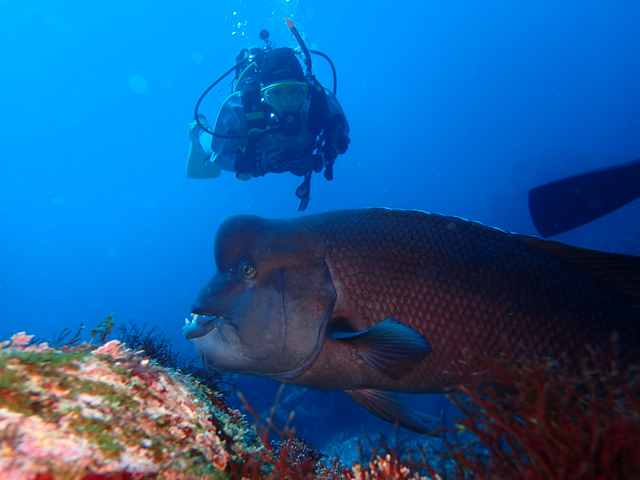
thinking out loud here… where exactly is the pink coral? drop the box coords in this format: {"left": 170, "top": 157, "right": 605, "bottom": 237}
{"left": 10, "top": 331, "right": 34, "bottom": 348}
{"left": 91, "top": 339, "right": 125, "bottom": 358}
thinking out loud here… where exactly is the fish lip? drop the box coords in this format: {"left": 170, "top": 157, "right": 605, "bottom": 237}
{"left": 183, "top": 314, "right": 229, "bottom": 340}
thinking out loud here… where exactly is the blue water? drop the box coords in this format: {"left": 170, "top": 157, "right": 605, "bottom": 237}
{"left": 2, "top": 0, "right": 640, "bottom": 460}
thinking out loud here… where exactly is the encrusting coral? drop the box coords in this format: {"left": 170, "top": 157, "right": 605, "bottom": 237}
{"left": 0, "top": 332, "right": 258, "bottom": 480}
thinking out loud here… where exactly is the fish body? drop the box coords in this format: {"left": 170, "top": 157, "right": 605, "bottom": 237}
{"left": 185, "top": 208, "right": 640, "bottom": 432}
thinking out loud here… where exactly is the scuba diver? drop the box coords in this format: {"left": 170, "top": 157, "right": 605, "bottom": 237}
{"left": 187, "top": 19, "right": 350, "bottom": 211}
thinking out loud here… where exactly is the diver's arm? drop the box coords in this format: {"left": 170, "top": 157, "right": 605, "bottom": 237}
{"left": 209, "top": 94, "right": 249, "bottom": 173}
{"left": 320, "top": 89, "right": 350, "bottom": 178}
{"left": 210, "top": 128, "right": 292, "bottom": 177}
{"left": 210, "top": 143, "right": 244, "bottom": 173}
{"left": 325, "top": 89, "right": 350, "bottom": 154}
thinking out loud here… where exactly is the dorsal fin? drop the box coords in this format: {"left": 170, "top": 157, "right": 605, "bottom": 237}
{"left": 516, "top": 235, "right": 640, "bottom": 306}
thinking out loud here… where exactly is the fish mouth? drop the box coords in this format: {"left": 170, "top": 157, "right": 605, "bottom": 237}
{"left": 183, "top": 313, "right": 228, "bottom": 340}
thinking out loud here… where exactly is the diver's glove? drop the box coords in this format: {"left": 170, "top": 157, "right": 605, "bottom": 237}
{"left": 286, "top": 152, "right": 323, "bottom": 177}
{"left": 259, "top": 150, "right": 293, "bottom": 175}
{"left": 234, "top": 153, "right": 259, "bottom": 177}
{"left": 234, "top": 151, "right": 292, "bottom": 177}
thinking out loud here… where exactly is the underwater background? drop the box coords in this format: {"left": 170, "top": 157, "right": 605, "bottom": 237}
{"left": 2, "top": 0, "right": 640, "bottom": 460}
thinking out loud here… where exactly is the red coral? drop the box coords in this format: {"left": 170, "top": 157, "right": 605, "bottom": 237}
{"left": 229, "top": 384, "right": 343, "bottom": 480}
{"left": 339, "top": 338, "right": 640, "bottom": 480}
{"left": 429, "top": 339, "right": 640, "bottom": 480}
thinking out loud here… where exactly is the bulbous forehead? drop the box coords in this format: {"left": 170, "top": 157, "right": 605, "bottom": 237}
{"left": 214, "top": 215, "right": 319, "bottom": 271}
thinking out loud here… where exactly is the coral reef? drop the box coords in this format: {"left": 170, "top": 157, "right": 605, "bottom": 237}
{"left": 0, "top": 329, "right": 347, "bottom": 480}
{"left": 115, "top": 319, "right": 235, "bottom": 396}
{"left": 341, "top": 432, "right": 431, "bottom": 480}
{"left": 0, "top": 332, "right": 256, "bottom": 479}
{"left": 2, "top": 326, "right": 638, "bottom": 480}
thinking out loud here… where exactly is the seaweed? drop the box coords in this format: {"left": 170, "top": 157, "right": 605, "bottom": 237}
{"left": 20, "top": 322, "right": 86, "bottom": 350}
{"left": 91, "top": 313, "right": 115, "bottom": 344}
{"left": 420, "top": 336, "right": 640, "bottom": 480}
{"left": 337, "top": 336, "right": 640, "bottom": 480}
{"left": 50, "top": 322, "right": 86, "bottom": 348}
{"left": 116, "top": 320, "right": 179, "bottom": 369}
{"left": 7, "top": 317, "right": 639, "bottom": 479}
{"left": 116, "top": 318, "right": 236, "bottom": 396}
{"left": 232, "top": 383, "right": 345, "bottom": 480}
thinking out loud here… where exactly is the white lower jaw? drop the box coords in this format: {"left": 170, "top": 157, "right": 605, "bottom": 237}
{"left": 183, "top": 314, "right": 220, "bottom": 340}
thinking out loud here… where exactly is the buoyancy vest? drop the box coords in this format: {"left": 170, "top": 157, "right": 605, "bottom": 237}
{"left": 240, "top": 80, "right": 328, "bottom": 153}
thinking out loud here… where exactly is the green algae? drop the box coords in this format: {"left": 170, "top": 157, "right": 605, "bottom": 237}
{"left": 0, "top": 363, "right": 20, "bottom": 390}
{"left": 7, "top": 349, "right": 87, "bottom": 368}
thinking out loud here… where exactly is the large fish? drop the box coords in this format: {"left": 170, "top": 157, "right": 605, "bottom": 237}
{"left": 184, "top": 208, "right": 640, "bottom": 433}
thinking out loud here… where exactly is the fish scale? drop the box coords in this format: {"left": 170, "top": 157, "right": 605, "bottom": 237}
{"left": 302, "top": 208, "right": 640, "bottom": 391}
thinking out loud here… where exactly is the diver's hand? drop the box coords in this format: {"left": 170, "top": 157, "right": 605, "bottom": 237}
{"left": 234, "top": 151, "right": 292, "bottom": 177}
{"left": 286, "top": 152, "right": 323, "bottom": 177}
{"left": 234, "top": 150, "right": 322, "bottom": 177}
{"left": 257, "top": 150, "right": 293, "bottom": 175}
{"left": 319, "top": 145, "right": 338, "bottom": 181}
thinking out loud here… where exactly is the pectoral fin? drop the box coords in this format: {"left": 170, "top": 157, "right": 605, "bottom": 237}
{"left": 346, "top": 389, "right": 442, "bottom": 436}
{"left": 332, "top": 317, "right": 431, "bottom": 378}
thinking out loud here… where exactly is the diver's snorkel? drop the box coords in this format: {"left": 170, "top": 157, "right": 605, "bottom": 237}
{"left": 285, "top": 17, "right": 327, "bottom": 211}
{"left": 285, "top": 17, "right": 312, "bottom": 78}
{"left": 285, "top": 17, "right": 337, "bottom": 95}
{"left": 286, "top": 17, "right": 313, "bottom": 211}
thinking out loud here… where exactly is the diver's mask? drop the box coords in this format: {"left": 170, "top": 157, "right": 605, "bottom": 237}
{"left": 261, "top": 81, "right": 309, "bottom": 110}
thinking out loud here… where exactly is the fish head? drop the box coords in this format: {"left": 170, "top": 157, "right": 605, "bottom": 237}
{"left": 184, "top": 215, "right": 335, "bottom": 378}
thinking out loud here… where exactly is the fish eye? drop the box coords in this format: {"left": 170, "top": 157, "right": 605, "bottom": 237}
{"left": 239, "top": 260, "right": 256, "bottom": 279}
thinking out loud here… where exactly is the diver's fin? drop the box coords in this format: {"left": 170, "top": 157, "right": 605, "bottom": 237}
{"left": 332, "top": 317, "right": 432, "bottom": 379}
{"left": 528, "top": 158, "right": 640, "bottom": 237}
{"left": 516, "top": 235, "right": 640, "bottom": 307}
{"left": 346, "top": 389, "right": 442, "bottom": 436}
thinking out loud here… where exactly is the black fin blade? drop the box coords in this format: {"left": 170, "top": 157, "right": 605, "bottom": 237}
{"left": 529, "top": 158, "right": 640, "bottom": 237}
